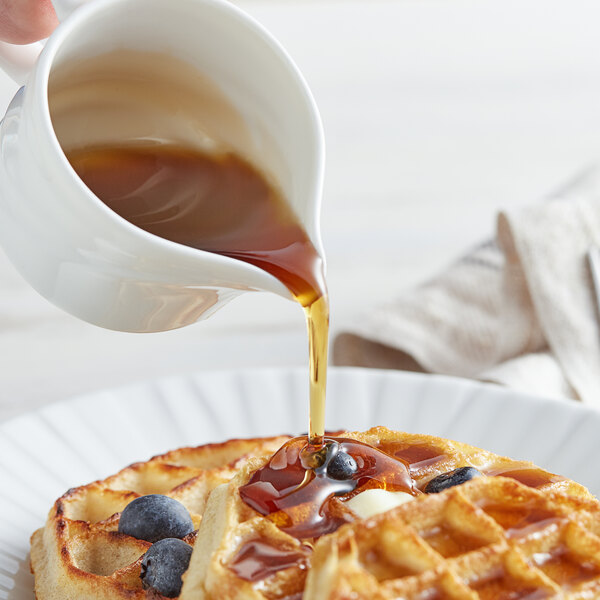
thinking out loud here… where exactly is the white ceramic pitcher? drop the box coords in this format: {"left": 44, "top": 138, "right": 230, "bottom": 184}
{"left": 0, "top": 0, "right": 325, "bottom": 332}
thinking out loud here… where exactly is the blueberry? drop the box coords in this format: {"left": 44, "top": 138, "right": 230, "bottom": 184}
{"left": 327, "top": 450, "right": 358, "bottom": 480}
{"left": 424, "top": 467, "right": 483, "bottom": 493}
{"left": 140, "top": 538, "right": 192, "bottom": 598}
{"left": 118, "top": 494, "right": 193, "bottom": 543}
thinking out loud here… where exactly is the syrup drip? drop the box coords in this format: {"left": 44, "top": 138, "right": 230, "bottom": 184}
{"left": 377, "top": 442, "right": 449, "bottom": 474}
{"left": 229, "top": 539, "right": 310, "bottom": 582}
{"left": 486, "top": 466, "right": 563, "bottom": 489}
{"left": 506, "top": 517, "right": 565, "bottom": 540}
{"left": 422, "top": 524, "right": 486, "bottom": 558}
{"left": 239, "top": 436, "right": 418, "bottom": 540}
{"left": 479, "top": 501, "right": 559, "bottom": 537}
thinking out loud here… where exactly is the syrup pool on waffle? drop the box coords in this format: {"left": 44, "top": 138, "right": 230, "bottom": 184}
{"left": 239, "top": 437, "right": 419, "bottom": 539}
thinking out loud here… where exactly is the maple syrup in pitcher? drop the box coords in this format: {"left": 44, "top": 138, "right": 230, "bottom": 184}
{"left": 67, "top": 144, "right": 329, "bottom": 449}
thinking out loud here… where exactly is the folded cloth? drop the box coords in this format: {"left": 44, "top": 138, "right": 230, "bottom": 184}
{"left": 333, "top": 168, "right": 600, "bottom": 405}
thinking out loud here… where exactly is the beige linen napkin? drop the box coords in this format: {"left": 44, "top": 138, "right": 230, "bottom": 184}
{"left": 334, "top": 168, "right": 600, "bottom": 405}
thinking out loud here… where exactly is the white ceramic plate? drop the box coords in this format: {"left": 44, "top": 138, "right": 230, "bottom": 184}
{"left": 1, "top": 366, "right": 599, "bottom": 599}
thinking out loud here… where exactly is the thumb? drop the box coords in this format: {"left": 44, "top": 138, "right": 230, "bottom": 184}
{"left": 0, "top": 0, "right": 59, "bottom": 45}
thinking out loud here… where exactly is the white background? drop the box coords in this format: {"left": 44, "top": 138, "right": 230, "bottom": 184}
{"left": 2, "top": 0, "right": 600, "bottom": 420}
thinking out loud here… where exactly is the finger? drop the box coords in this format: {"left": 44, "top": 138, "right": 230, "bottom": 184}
{"left": 0, "top": 0, "right": 58, "bottom": 45}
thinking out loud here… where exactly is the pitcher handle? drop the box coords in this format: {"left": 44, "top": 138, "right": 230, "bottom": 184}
{"left": 0, "top": 0, "right": 88, "bottom": 84}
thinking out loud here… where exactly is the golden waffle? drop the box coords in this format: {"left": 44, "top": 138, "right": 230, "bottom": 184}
{"left": 30, "top": 427, "right": 594, "bottom": 600}
{"left": 179, "top": 427, "right": 593, "bottom": 600}
{"left": 305, "top": 477, "right": 600, "bottom": 600}
{"left": 30, "top": 435, "right": 289, "bottom": 600}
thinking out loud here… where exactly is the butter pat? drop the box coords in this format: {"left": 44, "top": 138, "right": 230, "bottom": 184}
{"left": 345, "top": 489, "right": 415, "bottom": 519}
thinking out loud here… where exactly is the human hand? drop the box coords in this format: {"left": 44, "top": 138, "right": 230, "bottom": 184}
{"left": 0, "top": 0, "right": 58, "bottom": 44}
